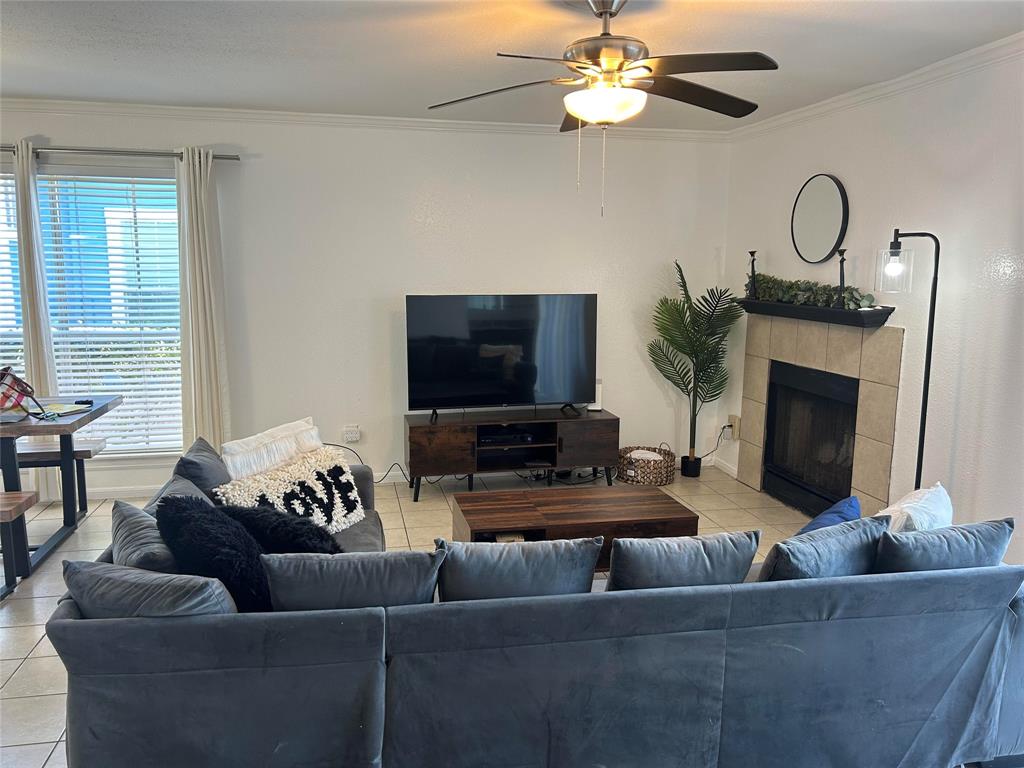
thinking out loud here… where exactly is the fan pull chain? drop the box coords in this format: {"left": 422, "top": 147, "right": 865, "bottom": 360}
{"left": 600, "top": 126, "right": 607, "bottom": 218}
{"left": 576, "top": 117, "right": 582, "bottom": 192}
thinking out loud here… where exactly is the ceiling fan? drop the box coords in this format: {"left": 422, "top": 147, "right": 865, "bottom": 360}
{"left": 428, "top": 0, "right": 778, "bottom": 130}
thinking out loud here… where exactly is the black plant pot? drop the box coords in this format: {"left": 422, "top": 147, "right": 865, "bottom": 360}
{"left": 681, "top": 456, "right": 702, "bottom": 478}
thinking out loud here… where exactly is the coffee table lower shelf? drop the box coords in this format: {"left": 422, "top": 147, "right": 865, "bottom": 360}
{"left": 452, "top": 485, "right": 699, "bottom": 570}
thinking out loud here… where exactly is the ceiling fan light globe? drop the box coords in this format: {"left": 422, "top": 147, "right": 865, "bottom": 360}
{"left": 563, "top": 86, "right": 647, "bottom": 124}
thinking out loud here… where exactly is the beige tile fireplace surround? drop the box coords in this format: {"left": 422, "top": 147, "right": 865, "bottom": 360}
{"left": 736, "top": 314, "right": 905, "bottom": 515}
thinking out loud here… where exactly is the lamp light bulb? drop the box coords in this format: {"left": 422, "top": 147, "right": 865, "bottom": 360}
{"left": 884, "top": 259, "right": 905, "bottom": 278}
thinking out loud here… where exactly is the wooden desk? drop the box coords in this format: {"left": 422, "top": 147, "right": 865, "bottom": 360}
{"left": 0, "top": 396, "right": 122, "bottom": 577}
{"left": 452, "top": 485, "right": 700, "bottom": 570}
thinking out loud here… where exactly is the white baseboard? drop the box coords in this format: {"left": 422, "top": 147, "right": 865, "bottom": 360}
{"left": 708, "top": 455, "right": 737, "bottom": 478}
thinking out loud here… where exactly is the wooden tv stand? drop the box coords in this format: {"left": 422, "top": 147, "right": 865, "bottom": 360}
{"left": 404, "top": 409, "right": 620, "bottom": 502}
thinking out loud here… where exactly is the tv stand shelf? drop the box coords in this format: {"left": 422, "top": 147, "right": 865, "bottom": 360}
{"left": 404, "top": 409, "right": 620, "bottom": 502}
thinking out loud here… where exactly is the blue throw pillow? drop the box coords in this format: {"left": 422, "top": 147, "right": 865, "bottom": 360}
{"left": 758, "top": 516, "right": 890, "bottom": 581}
{"left": 797, "top": 496, "right": 861, "bottom": 535}
{"left": 435, "top": 538, "right": 603, "bottom": 602}
{"left": 875, "top": 518, "right": 1014, "bottom": 573}
{"left": 607, "top": 531, "right": 761, "bottom": 591}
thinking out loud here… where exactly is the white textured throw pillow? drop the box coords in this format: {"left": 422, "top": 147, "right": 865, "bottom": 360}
{"left": 875, "top": 482, "right": 953, "bottom": 532}
{"left": 221, "top": 417, "right": 323, "bottom": 480}
{"left": 214, "top": 446, "right": 365, "bottom": 534}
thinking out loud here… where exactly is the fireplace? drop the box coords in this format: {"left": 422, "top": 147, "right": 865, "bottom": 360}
{"left": 763, "top": 361, "right": 859, "bottom": 514}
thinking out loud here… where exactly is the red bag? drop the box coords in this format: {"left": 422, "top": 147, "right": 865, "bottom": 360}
{"left": 0, "top": 365, "right": 54, "bottom": 420}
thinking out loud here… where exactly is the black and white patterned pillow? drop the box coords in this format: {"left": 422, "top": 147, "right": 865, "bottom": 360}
{"left": 213, "top": 447, "right": 365, "bottom": 534}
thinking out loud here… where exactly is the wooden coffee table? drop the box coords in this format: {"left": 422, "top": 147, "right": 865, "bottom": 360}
{"left": 452, "top": 485, "right": 700, "bottom": 570}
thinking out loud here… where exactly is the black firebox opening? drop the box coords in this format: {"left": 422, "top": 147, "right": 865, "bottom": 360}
{"left": 763, "top": 361, "right": 859, "bottom": 516}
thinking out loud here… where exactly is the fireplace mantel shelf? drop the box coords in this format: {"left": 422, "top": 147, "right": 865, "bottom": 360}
{"left": 736, "top": 299, "right": 895, "bottom": 328}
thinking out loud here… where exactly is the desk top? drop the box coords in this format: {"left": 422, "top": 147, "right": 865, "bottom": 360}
{"left": 0, "top": 395, "right": 123, "bottom": 438}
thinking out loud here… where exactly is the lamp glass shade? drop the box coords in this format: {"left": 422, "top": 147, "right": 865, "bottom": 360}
{"left": 563, "top": 86, "right": 647, "bottom": 125}
{"left": 876, "top": 247, "right": 914, "bottom": 293}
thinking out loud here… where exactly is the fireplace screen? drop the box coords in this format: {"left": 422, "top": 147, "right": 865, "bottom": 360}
{"left": 764, "top": 361, "right": 859, "bottom": 513}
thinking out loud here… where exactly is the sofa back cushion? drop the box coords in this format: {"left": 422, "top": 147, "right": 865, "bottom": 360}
{"left": 875, "top": 518, "right": 1015, "bottom": 573}
{"left": 607, "top": 531, "right": 760, "bottom": 591}
{"left": 173, "top": 437, "right": 231, "bottom": 501}
{"left": 435, "top": 537, "right": 602, "bottom": 602}
{"left": 63, "top": 560, "right": 235, "bottom": 619}
{"left": 111, "top": 501, "right": 177, "bottom": 573}
{"left": 759, "top": 516, "right": 890, "bottom": 581}
{"left": 144, "top": 474, "right": 212, "bottom": 514}
{"left": 156, "top": 496, "right": 272, "bottom": 612}
{"left": 262, "top": 549, "right": 446, "bottom": 610}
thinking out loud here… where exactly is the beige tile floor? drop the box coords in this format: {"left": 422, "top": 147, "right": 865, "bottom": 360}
{"left": 0, "top": 466, "right": 808, "bottom": 765}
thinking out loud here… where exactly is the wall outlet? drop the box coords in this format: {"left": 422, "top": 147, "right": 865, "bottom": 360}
{"left": 342, "top": 424, "right": 361, "bottom": 443}
{"left": 727, "top": 414, "right": 740, "bottom": 441}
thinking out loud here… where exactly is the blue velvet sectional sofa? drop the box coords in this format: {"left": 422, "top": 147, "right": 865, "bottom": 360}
{"left": 46, "top": 465, "right": 1024, "bottom": 768}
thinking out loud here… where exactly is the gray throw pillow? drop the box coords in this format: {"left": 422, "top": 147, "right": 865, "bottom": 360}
{"left": 63, "top": 560, "right": 236, "bottom": 619}
{"left": 758, "top": 516, "right": 890, "bottom": 581}
{"left": 435, "top": 537, "right": 603, "bottom": 602}
{"left": 261, "top": 549, "right": 446, "bottom": 610}
{"left": 875, "top": 518, "right": 1014, "bottom": 573}
{"left": 144, "top": 474, "right": 213, "bottom": 514}
{"left": 111, "top": 501, "right": 177, "bottom": 573}
{"left": 173, "top": 437, "right": 231, "bottom": 501}
{"left": 607, "top": 530, "right": 761, "bottom": 591}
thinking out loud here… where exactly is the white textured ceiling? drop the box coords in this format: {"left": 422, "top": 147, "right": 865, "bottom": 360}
{"left": 2, "top": 0, "right": 1022, "bottom": 131}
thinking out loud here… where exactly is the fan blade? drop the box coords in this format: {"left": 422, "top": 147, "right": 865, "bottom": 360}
{"left": 642, "top": 76, "right": 758, "bottom": 118}
{"left": 559, "top": 113, "right": 588, "bottom": 133}
{"left": 497, "top": 52, "right": 601, "bottom": 74}
{"left": 428, "top": 79, "right": 556, "bottom": 110}
{"left": 625, "top": 52, "right": 778, "bottom": 77}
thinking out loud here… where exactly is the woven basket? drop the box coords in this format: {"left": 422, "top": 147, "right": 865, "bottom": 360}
{"left": 616, "top": 443, "right": 676, "bottom": 486}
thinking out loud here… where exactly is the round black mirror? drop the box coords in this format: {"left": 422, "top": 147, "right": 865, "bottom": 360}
{"left": 791, "top": 173, "right": 849, "bottom": 264}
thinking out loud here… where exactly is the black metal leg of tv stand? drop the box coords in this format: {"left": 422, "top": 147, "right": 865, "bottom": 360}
{"left": 606, "top": 467, "right": 614, "bottom": 486}
{"left": 468, "top": 474, "right": 474, "bottom": 491}
{"left": 412, "top": 476, "right": 421, "bottom": 502}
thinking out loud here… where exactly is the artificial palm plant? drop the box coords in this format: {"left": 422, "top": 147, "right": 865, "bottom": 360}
{"left": 647, "top": 262, "right": 743, "bottom": 477}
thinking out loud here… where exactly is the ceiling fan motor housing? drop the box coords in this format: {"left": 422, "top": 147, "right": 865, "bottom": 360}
{"left": 564, "top": 35, "right": 649, "bottom": 71}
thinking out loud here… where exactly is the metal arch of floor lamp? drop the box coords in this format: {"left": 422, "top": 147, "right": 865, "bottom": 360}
{"left": 890, "top": 228, "right": 940, "bottom": 491}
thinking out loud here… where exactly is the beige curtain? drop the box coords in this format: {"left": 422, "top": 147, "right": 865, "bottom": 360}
{"left": 177, "top": 147, "right": 230, "bottom": 448}
{"left": 14, "top": 139, "right": 57, "bottom": 395}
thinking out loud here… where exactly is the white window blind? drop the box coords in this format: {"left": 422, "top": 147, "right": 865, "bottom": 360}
{"left": 0, "top": 173, "right": 22, "bottom": 374}
{"left": 37, "top": 173, "right": 183, "bottom": 452}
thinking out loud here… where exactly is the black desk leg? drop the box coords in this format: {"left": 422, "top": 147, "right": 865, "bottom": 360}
{"left": 1, "top": 521, "right": 18, "bottom": 596}
{"left": 59, "top": 434, "right": 78, "bottom": 528}
{"left": 75, "top": 459, "right": 88, "bottom": 515}
{"left": 1, "top": 437, "right": 31, "bottom": 578}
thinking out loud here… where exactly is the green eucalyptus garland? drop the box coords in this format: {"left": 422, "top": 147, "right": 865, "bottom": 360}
{"left": 745, "top": 273, "right": 875, "bottom": 311}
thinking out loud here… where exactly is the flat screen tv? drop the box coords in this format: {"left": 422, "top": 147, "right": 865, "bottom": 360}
{"left": 406, "top": 294, "right": 597, "bottom": 410}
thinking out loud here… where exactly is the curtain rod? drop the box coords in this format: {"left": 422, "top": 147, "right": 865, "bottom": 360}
{"left": 0, "top": 144, "right": 240, "bottom": 161}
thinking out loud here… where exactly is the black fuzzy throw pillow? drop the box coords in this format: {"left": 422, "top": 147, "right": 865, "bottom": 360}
{"left": 156, "top": 496, "right": 271, "bottom": 613}
{"left": 219, "top": 504, "right": 342, "bottom": 555}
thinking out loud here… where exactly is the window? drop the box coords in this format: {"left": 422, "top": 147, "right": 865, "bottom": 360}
{"left": 0, "top": 172, "right": 22, "bottom": 373}
{"left": 37, "top": 173, "right": 182, "bottom": 452}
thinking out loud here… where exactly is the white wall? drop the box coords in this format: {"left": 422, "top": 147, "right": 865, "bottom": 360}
{"left": 715, "top": 39, "right": 1024, "bottom": 562}
{"left": 1, "top": 102, "right": 732, "bottom": 491}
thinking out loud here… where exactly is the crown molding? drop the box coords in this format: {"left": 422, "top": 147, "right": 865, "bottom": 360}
{"left": 0, "top": 98, "right": 727, "bottom": 143}
{"left": 3, "top": 31, "right": 1020, "bottom": 146}
{"left": 727, "top": 31, "right": 1024, "bottom": 141}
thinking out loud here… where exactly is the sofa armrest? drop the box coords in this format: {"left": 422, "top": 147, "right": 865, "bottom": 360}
{"left": 350, "top": 463, "right": 375, "bottom": 510}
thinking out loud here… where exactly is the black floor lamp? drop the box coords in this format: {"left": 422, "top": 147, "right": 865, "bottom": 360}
{"left": 876, "top": 228, "right": 940, "bottom": 490}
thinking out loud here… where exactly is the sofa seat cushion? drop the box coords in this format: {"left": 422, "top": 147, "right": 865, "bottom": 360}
{"left": 173, "top": 438, "right": 231, "bottom": 502}
{"left": 759, "top": 516, "right": 890, "bottom": 581}
{"left": 111, "top": 501, "right": 178, "bottom": 573}
{"left": 876, "top": 518, "right": 1015, "bottom": 573}
{"left": 63, "top": 560, "right": 236, "bottom": 619}
{"left": 435, "top": 537, "right": 603, "bottom": 602}
{"left": 262, "top": 548, "right": 446, "bottom": 610}
{"left": 608, "top": 531, "right": 761, "bottom": 590}
{"left": 333, "top": 509, "right": 385, "bottom": 553}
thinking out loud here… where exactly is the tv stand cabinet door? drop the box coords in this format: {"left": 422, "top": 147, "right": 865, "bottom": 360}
{"left": 408, "top": 425, "right": 476, "bottom": 477}
{"left": 556, "top": 419, "right": 619, "bottom": 468}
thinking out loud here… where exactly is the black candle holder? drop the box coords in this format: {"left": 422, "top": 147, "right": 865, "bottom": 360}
{"left": 833, "top": 248, "right": 847, "bottom": 308}
{"left": 747, "top": 250, "right": 758, "bottom": 299}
